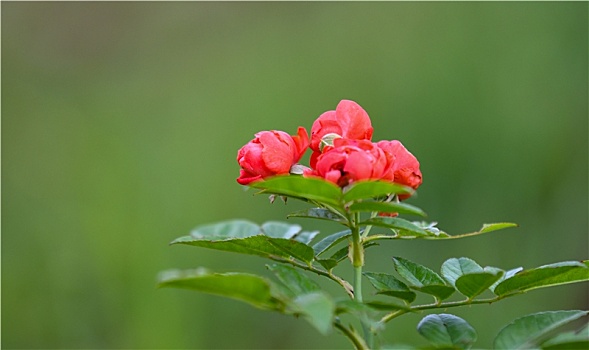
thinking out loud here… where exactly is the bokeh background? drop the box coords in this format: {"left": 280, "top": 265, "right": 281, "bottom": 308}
{"left": 3, "top": 2, "right": 587, "bottom": 349}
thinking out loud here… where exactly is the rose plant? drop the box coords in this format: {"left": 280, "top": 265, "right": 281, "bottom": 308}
{"left": 159, "top": 100, "right": 588, "bottom": 349}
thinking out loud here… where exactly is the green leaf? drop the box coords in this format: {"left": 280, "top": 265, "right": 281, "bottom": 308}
{"left": 157, "top": 268, "right": 283, "bottom": 310}
{"left": 490, "top": 267, "right": 523, "bottom": 293}
{"left": 185, "top": 219, "right": 260, "bottom": 240}
{"left": 479, "top": 222, "right": 518, "bottom": 233}
{"left": 312, "top": 230, "right": 352, "bottom": 256}
{"left": 261, "top": 221, "right": 302, "bottom": 238}
{"left": 349, "top": 201, "right": 426, "bottom": 217}
{"left": 455, "top": 269, "right": 504, "bottom": 299}
{"left": 343, "top": 180, "right": 413, "bottom": 203}
{"left": 494, "top": 310, "right": 589, "bottom": 349}
{"left": 316, "top": 242, "right": 380, "bottom": 270}
{"left": 316, "top": 258, "right": 339, "bottom": 271}
{"left": 336, "top": 300, "right": 383, "bottom": 332}
{"left": 441, "top": 258, "right": 484, "bottom": 287}
{"left": 393, "top": 257, "right": 455, "bottom": 300}
{"left": 291, "top": 292, "right": 335, "bottom": 335}
{"left": 267, "top": 264, "right": 320, "bottom": 296}
{"left": 260, "top": 221, "right": 319, "bottom": 245}
{"left": 421, "top": 222, "right": 518, "bottom": 240}
{"left": 362, "top": 217, "right": 428, "bottom": 236}
{"left": 363, "top": 272, "right": 417, "bottom": 303}
{"left": 413, "top": 221, "right": 451, "bottom": 238}
{"left": 327, "top": 245, "right": 350, "bottom": 263}
{"left": 172, "top": 234, "right": 315, "bottom": 263}
{"left": 250, "top": 176, "right": 344, "bottom": 210}
{"left": 416, "top": 285, "right": 458, "bottom": 301}
{"left": 291, "top": 230, "right": 320, "bottom": 245}
{"left": 287, "top": 208, "right": 347, "bottom": 224}
{"left": 441, "top": 258, "right": 504, "bottom": 298}
{"left": 494, "top": 261, "right": 589, "bottom": 297}
{"left": 336, "top": 299, "right": 374, "bottom": 315}
{"left": 417, "top": 313, "right": 478, "bottom": 350}
{"left": 393, "top": 257, "right": 449, "bottom": 286}
{"left": 541, "top": 323, "right": 589, "bottom": 349}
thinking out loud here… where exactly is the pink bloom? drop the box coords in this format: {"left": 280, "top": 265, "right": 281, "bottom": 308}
{"left": 236, "top": 127, "right": 309, "bottom": 185}
{"left": 310, "top": 100, "right": 374, "bottom": 167}
{"left": 377, "top": 140, "right": 422, "bottom": 199}
{"left": 308, "top": 138, "right": 388, "bottom": 187}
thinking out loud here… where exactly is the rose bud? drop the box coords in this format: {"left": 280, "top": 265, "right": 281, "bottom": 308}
{"left": 310, "top": 100, "right": 374, "bottom": 168}
{"left": 308, "top": 138, "right": 387, "bottom": 188}
{"left": 236, "top": 127, "right": 309, "bottom": 185}
{"left": 377, "top": 140, "right": 422, "bottom": 199}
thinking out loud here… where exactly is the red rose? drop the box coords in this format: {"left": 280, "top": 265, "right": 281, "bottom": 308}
{"left": 236, "top": 127, "right": 309, "bottom": 185}
{"left": 310, "top": 100, "right": 374, "bottom": 167}
{"left": 308, "top": 138, "right": 388, "bottom": 187}
{"left": 377, "top": 140, "right": 422, "bottom": 198}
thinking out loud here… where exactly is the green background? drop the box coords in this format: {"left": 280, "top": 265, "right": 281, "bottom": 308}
{"left": 3, "top": 2, "right": 587, "bottom": 349}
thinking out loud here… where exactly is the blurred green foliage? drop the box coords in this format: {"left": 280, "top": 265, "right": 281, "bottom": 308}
{"left": 2, "top": 2, "right": 587, "bottom": 349}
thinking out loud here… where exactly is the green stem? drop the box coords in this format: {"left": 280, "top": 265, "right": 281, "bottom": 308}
{"left": 350, "top": 212, "right": 374, "bottom": 348}
{"left": 353, "top": 265, "right": 363, "bottom": 303}
{"left": 361, "top": 211, "right": 378, "bottom": 239}
{"left": 335, "top": 319, "right": 369, "bottom": 350}
{"left": 269, "top": 257, "right": 354, "bottom": 298}
{"left": 379, "top": 296, "right": 503, "bottom": 324}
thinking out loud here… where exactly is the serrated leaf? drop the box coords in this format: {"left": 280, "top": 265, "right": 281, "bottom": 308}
{"left": 349, "top": 201, "right": 426, "bottom": 217}
{"left": 362, "top": 217, "right": 428, "bottom": 236}
{"left": 291, "top": 230, "right": 319, "bottom": 245}
{"left": 363, "top": 272, "right": 416, "bottom": 303}
{"left": 261, "top": 221, "right": 301, "bottom": 238}
{"left": 267, "top": 264, "right": 320, "bottom": 296}
{"left": 315, "top": 238, "right": 383, "bottom": 270}
{"left": 494, "top": 261, "right": 589, "bottom": 297}
{"left": 312, "top": 230, "right": 352, "bottom": 256}
{"left": 441, "top": 258, "right": 504, "bottom": 298}
{"left": 393, "top": 257, "right": 455, "bottom": 300}
{"left": 287, "top": 208, "right": 347, "bottom": 223}
{"left": 316, "top": 258, "right": 339, "bottom": 271}
{"left": 455, "top": 269, "right": 504, "bottom": 299}
{"left": 157, "top": 268, "right": 283, "bottom": 310}
{"left": 291, "top": 292, "right": 335, "bottom": 335}
{"left": 250, "top": 176, "right": 344, "bottom": 210}
{"left": 416, "top": 285, "right": 457, "bottom": 301}
{"left": 343, "top": 180, "right": 413, "bottom": 203}
{"left": 494, "top": 310, "right": 589, "bottom": 349}
{"left": 172, "top": 234, "right": 315, "bottom": 263}
{"left": 393, "top": 257, "right": 450, "bottom": 287}
{"left": 328, "top": 245, "right": 350, "bottom": 263}
{"left": 417, "top": 313, "right": 477, "bottom": 350}
{"left": 541, "top": 323, "right": 589, "bottom": 349}
{"left": 441, "top": 258, "right": 484, "bottom": 287}
{"left": 421, "top": 222, "right": 518, "bottom": 240}
{"left": 315, "top": 242, "right": 353, "bottom": 271}
{"left": 185, "top": 219, "right": 260, "bottom": 240}
{"left": 490, "top": 267, "right": 523, "bottom": 293}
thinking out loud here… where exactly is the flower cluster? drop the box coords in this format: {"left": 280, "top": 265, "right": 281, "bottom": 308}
{"left": 236, "top": 100, "right": 422, "bottom": 198}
